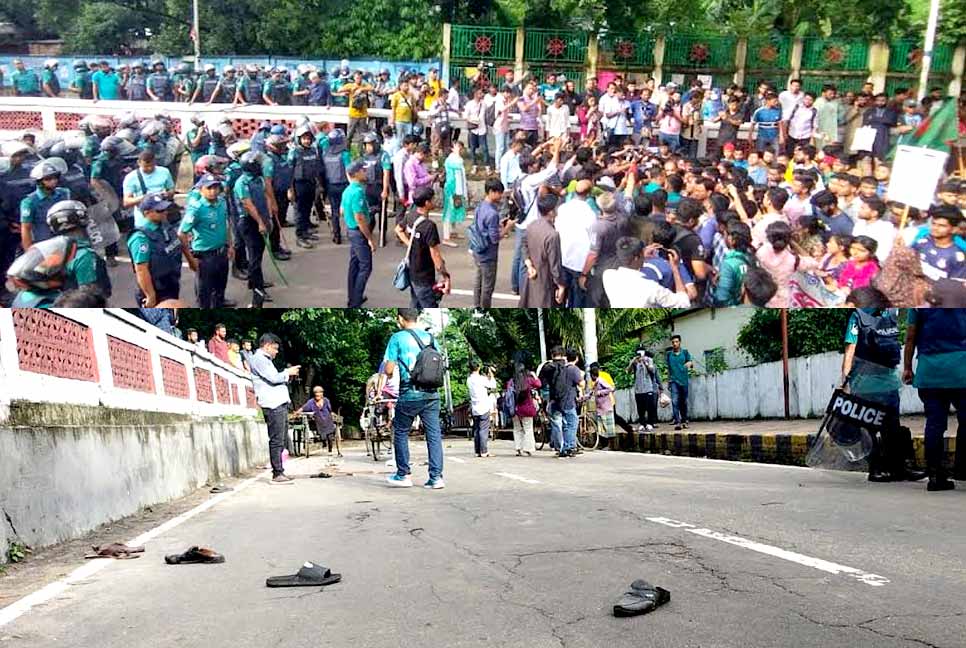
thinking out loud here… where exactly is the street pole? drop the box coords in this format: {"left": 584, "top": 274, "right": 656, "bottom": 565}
{"left": 918, "top": 0, "right": 941, "bottom": 102}
{"left": 780, "top": 309, "right": 790, "bottom": 419}
{"left": 192, "top": 0, "right": 201, "bottom": 67}
{"left": 437, "top": 309, "right": 453, "bottom": 415}
{"left": 537, "top": 308, "right": 547, "bottom": 364}
{"left": 582, "top": 308, "right": 598, "bottom": 366}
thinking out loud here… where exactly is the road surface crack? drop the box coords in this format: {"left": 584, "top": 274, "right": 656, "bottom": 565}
{"left": 794, "top": 610, "right": 958, "bottom": 648}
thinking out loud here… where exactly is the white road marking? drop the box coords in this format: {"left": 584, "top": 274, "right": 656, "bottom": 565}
{"left": 449, "top": 288, "right": 517, "bottom": 302}
{"left": 494, "top": 472, "right": 541, "bottom": 485}
{"left": 646, "top": 517, "right": 889, "bottom": 587}
{"left": 0, "top": 470, "right": 267, "bottom": 629}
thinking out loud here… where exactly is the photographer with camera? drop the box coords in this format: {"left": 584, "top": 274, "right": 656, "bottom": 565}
{"left": 249, "top": 333, "right": 301, "bottom": 486}
{"left": 657, "top": 87, "right": 683, "bottom": 152}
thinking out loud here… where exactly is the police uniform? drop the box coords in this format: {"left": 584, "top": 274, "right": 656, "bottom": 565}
{"left": 263, "top": 149, "right": 293, "bottom": 254}
{"left": 21, "top": 187, "right": 71, "bottom": 244}
{"left": 199, "top": 73, "right": 220, "bottom": 102}
{"left": 148, "top": 70, "right": 172, "bottom": 101}
{"left": 224, "top": 161, "right": 248, "bottom": 273}
{"left": 11, "top": 68, "right": 41, "bottom": 97}
{"left": 291, "top": 75, "right": 309, "bottom": 106}
{"left": 288, "top": 143, "right": 321, "bottom": 238}
{"left": 323, "top": 147, "right": 351, "bottom": 243}
{"left": 362, "top": 148, "right": 391, "bottom": 219}
{"left": 187, "top": 126, "right": 212, "bottom": 164}
{"left": 341, "top": 178, "right": 372, "bottom": 308}
{"left": 180, "top": 192, "right": 229, "bottom": 307}
{"left": 240, "top": 75, "right": 263, "bottom": 104}
{"left": 127, "top": 219, "right": 183, "bottom": 305}
{"left": 217, "top": 74, "right": 237, "bottom": 103}
{"left": 233, "top": 171, "right": 269, "bottom": 291}
{"left": 126, "top": 73, "right": 149, "bottom": 101}
{"left": 73, "top": 68, "right": 94, "bottom": 99}
{"left": 42, "top": 68, "right": 61, "bottom": 96}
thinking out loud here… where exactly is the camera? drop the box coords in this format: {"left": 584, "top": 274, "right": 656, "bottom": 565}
{"left": 656, "top": 247, "right": 670, "bottom": 260}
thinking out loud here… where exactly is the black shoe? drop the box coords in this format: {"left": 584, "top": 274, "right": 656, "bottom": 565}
{"left": 674, "top": 425, "right": 682, "bottom": 431}
{"left": 868, "top": 471, "right": 897, "bottom": 483}
{"left": 232, "top": 267, "right": 249, "bottom": 281}
{"left": 927, "top": 478, "right": 955, "bottom": 492}
{"left": 901, "top": 468, "right": 928, "bottom": 482}
{"left": 273, "top": 249, "right": 292, "bottom": 261}
{"left": 332, "top": 236, "right": 342, "bottom": 245}
{"left": 222, "top": 299, "right": 237, "bottom": 308}
{"left": 682, "top": 422, "right": 690, "bottom": 429}
{"left": 953, "top": 468, "right": 966, "bottom": 481}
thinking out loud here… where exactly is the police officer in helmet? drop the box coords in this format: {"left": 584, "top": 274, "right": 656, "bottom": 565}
{"left": 233, "top": 150, "right": 273, "bottom": 304}
{"left": 21, "top": 160, "right": 71, "bottom": 249}
{"left": 322, "top": 128, "right": 351, "bottom": 245}
{"left": 126, "top": 62, "right": 149, "bottom": 101}
{"left": 192, "top": 64, "right": 220, "bottom": 104}
{"left": 146, "top": 59, "right": 172, "bottom": 102}
{"left": 361, "top": 131, "right": 391, "bottom": 231}
{"left": 262, "top": 132, "right": 296, "bottom": 256}
{"left": 288, "top": 125, "right": 322, "bottom": 246}
{"left": 127, "top": 194, "right": 193, "bottom": 306}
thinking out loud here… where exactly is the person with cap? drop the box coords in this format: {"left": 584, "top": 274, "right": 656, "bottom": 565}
{"left": 291, "top": 65, "right": 311, "bottom": 106}
{"left": 262, "top": 132, "right": 296, "bottom": 257}
{"left": 173, "top": 62, "right": 196, "bottom": 102}
{"left": 179, "top": 173, "right": 231, "bottom": 307}
{"left": 288, "top": 124, "right": 323, "bottom": 246}
{"left": 234, "top": 150, "right": 272, "bottom": 304}
{"left": 224, "top": 141, "right": 251, "bottom": 280}
{"left": 146, "top": 60, "right": 172, "bottom": 102}
{"left": 335, "top": 70, "right": 374, "bottom": 150}
{"left": 361, "top": 132, "right": 391, "bottom": 233}
{"left": 123, "top": 62, "right": 148, "bottom": 101}
{"left": 238, "top": 65, "right": 264, "bottom": 105}
{"left": 323, "top": 129, "right": 352, "bottom": 244}
{"left": 262, "top": 68, "right": 284, "bottom": 106}
{"left": 341, "top": 160, "right": 376, "bottom": 307}
{"left": 70, "top": 61, "right": 94, "bottom": 100}
{"left": 208, "top": 65, "right": 237, "bottom": 105}
{"left": 41, "top": 60, "right": 61, "bottom": 98}
{"left": 11, "top": 59, "right": 41, "bottom": 97}
{"left": 20, "top": 160, "right": 71, "bottom": 250}
{"left": 191, "top": 64, "right": 220, "bottom": 104}
{"left": 122, "top": 150, "right": 175, "bottom": 229}
{"left": 895, "top": 98, "right": 924, "bottom": 147}
{"left": 127, "top": 193, "right": 192, "bottom": 306}
{"left": 90, "top": 61, "right": 119, "bottom": 101}
{"left": 249, "top": 120, "right": 271, "bottom": 155}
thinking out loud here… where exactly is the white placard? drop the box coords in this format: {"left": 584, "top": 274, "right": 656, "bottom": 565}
{"left": 850, "top": 125, "right": 877, "bottom": 152}
{"left": 697, "top": 75, "right": 713, "bottom": 90}
{"left": 887, "top": 145, "right": 949, "bottom": 210}
{"left": 670, "top": 74, "right": 685, "bottom": 86}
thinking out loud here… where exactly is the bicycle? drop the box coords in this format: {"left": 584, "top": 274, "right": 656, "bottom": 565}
{"left": 361, "top": 397, "right": 395, "bottom": 462}
{"left": 575, "top": 397, "right": 602, "bottom": 451}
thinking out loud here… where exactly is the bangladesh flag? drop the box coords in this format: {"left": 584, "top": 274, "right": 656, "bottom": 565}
{"left": 904, "top": 99, "right": 960, "bottom": 152}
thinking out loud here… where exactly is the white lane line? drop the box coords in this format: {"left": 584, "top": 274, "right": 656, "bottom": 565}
{"left": 449, "top": 457, "right": 467, "bottom": 464}
{"left": 646, "top": 517, "right": 889, "bottom": 587}
{"left": 0, "top": 471, "right": 267, "bottom": 629}
{"left": 495, "top": 472, "right": 542, "bottom": 485}
{"left": 450, "top": 288, "right": 517, "bottom": 302}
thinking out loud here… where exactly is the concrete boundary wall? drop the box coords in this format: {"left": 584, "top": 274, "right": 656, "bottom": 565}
{"left": 614, "top": 351, "right": 925, "bottom": 423}
{"left": 0, "top": 308, "right": 258, "bottom": 421}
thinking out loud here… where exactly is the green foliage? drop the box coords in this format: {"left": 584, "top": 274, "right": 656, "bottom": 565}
{"left": 736, "top": 310, "right": 852, "bottom": 364}
{"left": 7, "top": 542, "right": 28, "bottom": 564}
{"left": 598, "top": 323, "right": 671, "bottom": 389}
{"left": 703, "top": 347, "right": 728, "bottom": 375}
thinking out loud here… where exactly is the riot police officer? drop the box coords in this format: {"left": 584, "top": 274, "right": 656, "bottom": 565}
{"left": 126, "top": 63, "right": 149, "bottom": 101}
{"left": 147, "top": 60, "right": 172, "bottom": 102}
{"left": 71, "top": 61, "right": 94, "bottom": 99}
{"left": 322, "top": 129, "right": 351, "bottom": 244}
{"left": 21, "top": 160, "right": 72, "bottom": 249}
{"left": 239, "top": 65, "right": 263, "bottom": 104}
{"left": 127, "top": 194, "right": 191, "bottom": 306}
{"left": 90, "top": 135, "right": 137, "bottom": 267}
{"left": 10, "top": 59, "right": 41, "bottom": 97}
{"left": 186, "top": 114, "right": 211, "bottom": 166}
{"left": 174, "top": 62, "right": 196, "bottom": 102}
{"left": 214, "top": 65, "right": 238, "bottom": 105}
{"left": 179, "top": 173, "right": 231, "bottom": 307}
{"left": 225, "top": 141, "right": 251, "bottom": 280}
{"left": 263, "top": 133, "right": 297, "bottom": 254}
{"left": 292, "top": 65, "right": 311, "bottom": 106}
{"left": 361, "top": 132, "right": 391, "bottom": 223}
{"left": 288, "top": 124, "right": 322, "bottom": 246}
{"left": 42, "top": 59, "right": 61, "bottom": 97}
{"left": 192, "top": 64, "right": 220, "bottom": 103}
{"left": 233, "top": 151, "right": 272, "bottom": 303}
{"left": 262, "top": 68, "right": 290, "bottom": 106}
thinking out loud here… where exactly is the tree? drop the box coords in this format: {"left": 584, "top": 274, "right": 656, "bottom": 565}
{"left": 736, "top": 309, "right": 852, "bottom": 364}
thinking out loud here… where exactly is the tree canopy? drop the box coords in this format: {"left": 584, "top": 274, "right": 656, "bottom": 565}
{"left": 3, "top": 0, "right": 963, "bottom": 56}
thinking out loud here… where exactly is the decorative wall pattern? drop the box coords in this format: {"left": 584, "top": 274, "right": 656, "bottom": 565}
{"left": 160, "top": 356, "right": 191, "bottom": 399}
{"left": 107, "top": 335, "right": 155, "bottom": 393}
{"left": 12, "top": 310, "right": 98, "bottom": 382}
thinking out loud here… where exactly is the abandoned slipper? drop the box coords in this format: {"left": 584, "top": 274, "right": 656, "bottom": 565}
{"left": 85, "top": 543, "right": 145, "bottom": 559}
{"left": 210, "top": 485, "right": 234, "bottom": 493}
{"left": 613, "top": 580, "right": 671, "bottom": 617}
{"left": 164, "top": 546, "right": 226, "bottom": 565}
{"left": 265, "top": 562, "right": 342, "bottom": 588}
{"left": 310, "top": 472, "right": 333, "bottom": 479}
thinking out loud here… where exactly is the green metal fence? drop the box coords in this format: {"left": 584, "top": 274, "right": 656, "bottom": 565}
{"left": 523, "top": 28, "right": 589, "bottom": 65}
{"left": 800, "top": 75, "right": 868, "bottom": 95}
{"left": 598, "top": 32, "right": 656, "bottom": 69}
{"left": 888, "top": 40, "right": 953, "bottom": 73}
{"left": 525, "top": 64, "right": 586, "bottom": 92}
{"left": 451, "top": 25, "right": 517, "bottom": 62}
{"left": 801, "top": 38, "right": 869, "bottom": 71}
{"left": 448, "top": 62, "right": 514, "bottom": 96}
{"left": 664, "top": 34, "right": 737, "bottom": 69}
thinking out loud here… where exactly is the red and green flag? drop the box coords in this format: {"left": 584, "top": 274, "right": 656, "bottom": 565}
{"left": 904, "top": 99, "right": 960, "bottom": 152}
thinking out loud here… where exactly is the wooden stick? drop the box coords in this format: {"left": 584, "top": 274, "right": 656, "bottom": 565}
{"left": 898, "top": 204, "right": 910, "bottom": 232}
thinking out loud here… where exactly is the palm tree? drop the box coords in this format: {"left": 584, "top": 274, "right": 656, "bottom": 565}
{"left": 543, "top": 309, "right": 672, "bottom": 357}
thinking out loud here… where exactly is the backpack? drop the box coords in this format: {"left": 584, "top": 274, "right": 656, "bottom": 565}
{"left": 854, "top": 309, "right": 901, "bottom": 368}
{"left": 466, "top": 204, "right": 491, "bottom": 255}
{"left": 484, "top": 101, "right": 496, "bottom": 127}
{"left": 351, "top": 90, "right": 369, "bottom": 110}
{"left": 502, "top": 381, "right": 517, "bottom": 420}
{"left": 548, "top": 361, "right": 571, "bottom": 404}
{"left": 508, "top": 177, "right": 534, "bottom": 224}
{"left": 406, "top": 329, "right": 445, "bottom": 391}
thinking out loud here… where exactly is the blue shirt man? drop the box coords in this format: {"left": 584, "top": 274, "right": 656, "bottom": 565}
{"left": 249, "top": 333, "right": 300, "bottom": 482}
{"left": 382, "top": 309, "right": 445, "bottom": 489}
{"left": 666, "top": 335, "right": 693, "bottom": 429}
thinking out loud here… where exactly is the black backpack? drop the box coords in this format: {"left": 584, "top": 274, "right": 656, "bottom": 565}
{"left": 406, "top": 329, "right": 445, "bottom": 391}
{"left": 548, "top": 361, "right": 571, "bottom": 404}
{"left": 854, "top": 309, "right": 901, "bottom": 368}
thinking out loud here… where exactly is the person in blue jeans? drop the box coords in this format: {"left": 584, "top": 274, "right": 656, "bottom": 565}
{"left": 539, "top": 346, "right": 585, "bottom": 458}
{"left": 666, "top": 334, "right": 693, "bottom": 430}
{"left": 382, "top": 308, "right": 445, "bottom": 489}
{"left": 902, "top": 308, "right": 966, "bottom": 492}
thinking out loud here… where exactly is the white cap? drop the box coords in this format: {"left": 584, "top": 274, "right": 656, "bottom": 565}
{"left": 204, "top": 63, "right": 215, "bottom": 72}
{"left": 44, "top": 58, "right": 59, "bottom": 68}
{"left": 223, "top": 64, "right": 235, "bottom": 73}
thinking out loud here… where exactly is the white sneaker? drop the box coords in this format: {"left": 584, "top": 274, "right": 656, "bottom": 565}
{"left": 645, "top": 424, "right": 654, "bottom": 431}
{"left": 424, "top": 478, "right": 445, "bottom": 490}
{"left": 387, "top": 474, "right": 413, "bottom": 488}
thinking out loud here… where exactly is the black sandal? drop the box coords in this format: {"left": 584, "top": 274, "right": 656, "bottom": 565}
{"left": 164, "top": 546, "right": 226, "bottom": 565}
{"left": 613, "top": 580, "right": 671, "bottom": 617}
{"left": 266, "top": 562, "right": 342, "bottom": 588}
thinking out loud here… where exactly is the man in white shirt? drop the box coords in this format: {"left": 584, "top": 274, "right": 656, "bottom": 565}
{"left": 467, "top": 360, "right": 497, "bottom": 457}
{"left": 511, "top": 138, "right": 561, "bottom": 294}
{"left": 499, "top": 136, "right": 524, "bottom": 188}
{"left": 604, "top": 237, "right": 691, "bottom": 307}
{"left": 598, "top": 82, "right": 627, "bottom": 147}
{"left": 493, "top": 85, "right": 518, "bottom": 169}
{"left": 782, "top": 91, "right": 817, "bottom": 155}
{"left": 554, "top": 179, "right": 596, "bottom": 306}
{"left": 778, "top": 78, "right": 804, "bottom": 121}
{"left": 546, "top": 94, "right": 571, "bottom": 139}
{"left": 392, "top": 134, "right": 417, "bottom": 213}
{"left": 852, "top": 195, "right": 895, "bottom": 263}
{"left": 462, "top": 87, "right": 489, "bottom": 174}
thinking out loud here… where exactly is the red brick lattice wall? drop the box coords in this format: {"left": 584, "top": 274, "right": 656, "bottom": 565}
{"left": 214, "top": 374, "right": 230, "bottom": 404}
{"left": 107, "top": 336, "right": 155, "bottom": 393}
{"left": 194, "top": 367, "right": 213, "bottom": 403}
{"left": 232, "top": 384, "right": 240, "bottom": 405}
{"left": 231, "top": 118, "right": 296, "bottom": 139}
{"left": 0, "top": 111, "right": 44, "bottom": 131}
{"left": 160, "top": 356, "right": 190, "bottom": 399}
{"left": 54, "top": 112, "right": 86, "bottom": 131}
{"left": 245, "top": 386, "right": 257, "bottom": 409}
{"left": 12, "top": 310, "right": 98, "bottom": 382}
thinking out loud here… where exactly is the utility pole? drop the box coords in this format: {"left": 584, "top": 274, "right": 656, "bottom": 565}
{"left": 192, "top": 0, "right": 201, "bottom": 67}
{"left": 537, "top": 308, "right": 547, "bottom": 363}
{"left": 918, "top": 0, "right": 941, "bottom": 102}
{"left": 780, "top": 309, "right": 790, "bottom": 419}
{"left": 582, "top": 308, "right": 598, "bottom": 366}
{"left": 436, "top": 309, "right": 453, "bottom": 415}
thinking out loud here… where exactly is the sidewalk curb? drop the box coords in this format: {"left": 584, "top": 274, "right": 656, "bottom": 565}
{"left": 609, "top": 430, "right": 957, "bottom": 469}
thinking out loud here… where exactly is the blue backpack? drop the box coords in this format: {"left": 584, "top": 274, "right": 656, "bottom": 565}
{"left": 466, "top": 204, "right": 490, "bottom": 255}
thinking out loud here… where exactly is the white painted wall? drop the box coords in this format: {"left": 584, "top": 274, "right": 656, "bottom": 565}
{"left": 667, "top": 307, "right": 757, "bottom": 370}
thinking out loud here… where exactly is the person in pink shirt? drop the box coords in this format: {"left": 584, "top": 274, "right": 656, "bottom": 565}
{"left": 755, "top": 221, "right": 819, "bottom": 307}
{"left": 207, "top": 323, "right": 230, "bottom": 363}
{"left": 836, "top": 235, "right": 880, "bottom": 291}
{"left": 403, "top": 144, "right": 434, "bottom": 205}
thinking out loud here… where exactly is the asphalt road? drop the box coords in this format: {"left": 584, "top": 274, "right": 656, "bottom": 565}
{"left": 103, "top": 214, "right": 521, "bottom": 308}
{"left": 2, "top": 439, "right": 965, "bottom": 648}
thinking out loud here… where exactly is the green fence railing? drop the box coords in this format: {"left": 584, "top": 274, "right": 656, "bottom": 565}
{"left": 597, "top": 32, "right": 656, "bottom": 69}
{"left": 664, "top": 34, "right": 737, "bottom": 69}
{"left": 888, "top": 40, "right": 953, "bottom": 74}
{"left": 801, "top": 38, "right": 869, "bottom": 71}
{"left": 523, "top": 28, "right": 589, "bottom": 65}
{"left": 451, "top": 25, "right": 517, "bottom": 62}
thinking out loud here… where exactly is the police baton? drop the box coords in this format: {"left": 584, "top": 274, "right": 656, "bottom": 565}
{"left": 262, "top": 234, "right": 291, "bottom": 287}
{"left": 379, "top": 197, "right": 387, "bottom": 248}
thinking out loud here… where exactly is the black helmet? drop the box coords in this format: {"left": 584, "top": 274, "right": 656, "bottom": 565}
{"left": 363, "top": 132, "right": 379, "bottom": 145}
{"left": 46, "top": 199, "right": 90, "bottom": 233}
{"left": 6, "top": 237, "right": 72, "bottom": 291}
{"left": 100, "top": 136, "right": 137, "bottom": 157}
{"left": 239, "top": 151, "right": 263, "bottom": 175}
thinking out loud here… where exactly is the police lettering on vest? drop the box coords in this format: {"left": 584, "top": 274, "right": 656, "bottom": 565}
{"left": 363, "top": 153, "right": 381, "bottom": 188}
{"left": 268, "top": 153, "right": 294, "bottom": 194}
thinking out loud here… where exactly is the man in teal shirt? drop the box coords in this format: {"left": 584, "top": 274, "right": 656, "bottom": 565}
{"left": 179, "top": 174, "right": 231, "bottom": 307}
{"left": 666, "top": 334, "right": 693, "bottom": 430}
{"left": 127, "top": 194, "right": 192, "bottom": 307}
{"left": 92, "top": 62, "right": 122, "bottom": 101}
{"left": 903, "top": 309, "right": 966, "bottom": 491}
{"left": 41, "top": 60, "right": 61, "bottom": 97}
{"left": 71, "top": 61, "right": 94, "bottom": 99}
{"left": 11, "top": 59, "right": 41, "bottom": 97}
{"left": 341, "top": 160, "right": 374, "bottom": 308}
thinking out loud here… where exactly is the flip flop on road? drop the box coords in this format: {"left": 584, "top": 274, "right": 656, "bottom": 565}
{"left": 210, "top": 484, "right": 234, "bottom": 493}
{"left": 266, "top": 562, "right": 342, "bottom": 588}
{"left": 85, "top": 543, "right": 145, "bottom": 559}
{"left": 164, "top": 546, "right": 226, "bottom": 565}
{"left": 613, "top": 580, "right": 671, "bottom": 617}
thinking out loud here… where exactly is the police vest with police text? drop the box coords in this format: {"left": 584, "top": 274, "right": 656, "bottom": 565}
{"left": 127, "top": 75, "right": 148, "bottom": 101}
{"left": 219, "top": 77, "right": 237, "bottom": 103}
{"left": 243, "top": 77, "right": 262, "bottom": 103}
